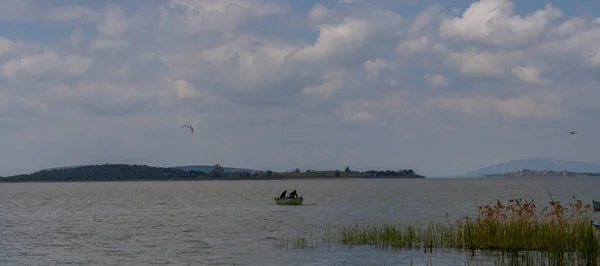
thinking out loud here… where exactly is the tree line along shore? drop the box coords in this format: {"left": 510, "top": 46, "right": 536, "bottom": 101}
{"left": 0, "top": 164, "right": 425, "bottom": 182}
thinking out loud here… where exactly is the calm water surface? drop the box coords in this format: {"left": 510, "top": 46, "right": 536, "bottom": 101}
{"left": 1, "top": 177, "right": 599, "bottom": 265}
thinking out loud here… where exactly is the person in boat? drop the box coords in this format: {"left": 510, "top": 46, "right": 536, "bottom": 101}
{"left": 279, "top": 190, "right": 287, "bottom": 200}
{"left": 288, "top": 190, "right": 298, "bottom": 198}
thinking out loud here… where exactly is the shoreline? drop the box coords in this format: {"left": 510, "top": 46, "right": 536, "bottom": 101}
{"left": 0, "top": 175, "right": 426, "bottom": 184}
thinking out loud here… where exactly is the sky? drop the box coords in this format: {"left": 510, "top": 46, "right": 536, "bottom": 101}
{"left": 0, "top": 0, "right": 599, "bottom": 177}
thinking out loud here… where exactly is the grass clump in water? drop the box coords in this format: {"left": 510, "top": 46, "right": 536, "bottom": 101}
{"left": 462, "top": 198, "right": 597, "bottom": 253}
{"left": 280, "top": 198, "right": 600, "bottom": 265}
{"left": 275, "top": 232, "right": 320, "bottom": 250}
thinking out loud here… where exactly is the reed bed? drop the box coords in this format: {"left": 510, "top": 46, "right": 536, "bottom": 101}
{"left": 276, "top": 198, "right": 600, "bottom": 265}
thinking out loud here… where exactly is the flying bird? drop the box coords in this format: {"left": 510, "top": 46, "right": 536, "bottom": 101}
{"left": 181, "top": 125, "right": 194, "bottom": 133}
{"left": 568, "top": 131, "right": 577, "bottom": 135}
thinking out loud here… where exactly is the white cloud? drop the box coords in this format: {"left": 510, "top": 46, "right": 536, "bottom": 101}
{"left": 426, "top": 74, "right": 448, "bottom": 87}
{"left": 292, "top": 5, "right": 402, "bottom": 63}
{"left": 97, "top": 5, "right": 128, "bottom": 37}
{"left": 334, "top": 106, "right": 385, "bottom": 126}
{"left": 1, "top": 50, "right": 92, "bottom": 80}
{"left": 160, "top": 35, "right": 295, "bottom": 88}
{"left": 0, "top": 37, "right": 11, "bottom": 55}
{"left": 538, "top": 26, "right": 600, "bottom": 67}
{"left": 396, "top": 36, "right": 430, "bottom": 54}
{"left": 307, "top": 3, "right": 333, "bottom": 24}
{"left": 408, "top": 6, "right": 445, "bottom": 36}
{"left": 427, "top": 93, "right": 564, "bottom": 119}
{"left": 446, "top": 49, "right": 523, "bottom": 76}
{"left": 292, "top": 18, "right": 371, "bottom": 62}
{"left": 552, "top": 18, "right": 585, "bottom": 37}
{"left": 50, "top": 82, "right": 134, "bottom": 102}
{"left": 439, "top": 0, "right": 562, "bottom": 46}
{"left": 363, "top": 59, "right": 395, "bottom": 79}
{"left": 511, "top": 65, "right": 551, "bottom": 84}
{"left": 165, "top": 78, "right": 229, "bottom": 105}
{"left": 174, "top": 79, "right": 200, "bottom": 99}
{"left": 302, "top": 70, "right": 345, "bottom": 97}
{"left": 90, "top": 39, "right": 127, "bottom": 52}
{"left": 338, "top": 91, "right": 422, "bottom": 118}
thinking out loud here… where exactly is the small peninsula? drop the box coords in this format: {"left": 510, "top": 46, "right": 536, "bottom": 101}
{"left": 0, "top": 164, "right": 425, "bottom": 183}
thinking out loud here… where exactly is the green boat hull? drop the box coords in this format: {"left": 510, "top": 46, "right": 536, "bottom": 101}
{"left": 274, "top": 197, "right": 303, "bottom": 205}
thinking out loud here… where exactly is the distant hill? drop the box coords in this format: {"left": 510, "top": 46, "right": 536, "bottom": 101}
{"left": 41, "top": 164, "right": 259, "bottom": 174}
{"left": 466, "top": 158, "right": 600, "bottom": 177}
{"left": 171, "top": 165, "right": 258, "bottom": 173}
{"left": 1, "top": 164, "right": 425, "bottom": 182}
{"left": 4, "top": 164, "right": 202, "bottom": 182}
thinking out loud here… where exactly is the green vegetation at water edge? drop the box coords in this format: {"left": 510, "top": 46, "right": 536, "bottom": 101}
{"left": 276, "top": 198, "right": 600, "bottom": 265}
{"left": 0, "top": 164, "right": 424, "bottom": 182}
{"left": 273, "top": 166, "right": 421, "bottom": 178}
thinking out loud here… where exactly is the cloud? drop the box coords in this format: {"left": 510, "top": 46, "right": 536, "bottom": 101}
{"left": 1, "top": 50, "right": 92, "bottom": 80}
{"left": 408, "top": 5, "right": 446, "bottom": 37}
{"left": 291, "top": 3, "right": 403, "bottom": 65}
{"left": 446, "top": 49, "right": 524, "bottom": 77}
{"left": 0, "top": 0, "right": 599, "bottom": 177}
{"left": 45, "top": 5, "right": 93, "bottom": 22}
{"left": 439, "top": 0, "right": 563, "bottom": 46}
{"left": 96, "top": 5, "right": 128, "bottom": 37}
{"left": 291, "top": 18, "right": 372, "bottom": 62}
{"left": 334, "top": 105, "right": 385, "bottom": 127}
{"left": 511, "top": 65, "right": 551, "bottom": 84}
{"left": 174, "top": 79, "right": 200, "bottom": 99}
{"left": 426, "top": 93, "right": 564, "bottom": 120}
{"left": 307, "top": 3, "right": 333, "bottom": 24}
{"left": 90, "top": 39, "right": 128, "bottom": 52}
{"left": 426, "top": 74, "right": 448, "bottom": 87}
{"left": 302, "top": 70, "right": 345, "bottom": 97}
{"left": 0, "top": 0, "right": 40, "bottom": 21}
{"left": 396, "top": 36, "right": 431, "bottom": 54}
{"left": 363, "top": 59, "right": 395, "bottom": 80}
{"left": 160, "top": 0, "right": 287, "bottom": 35}
{"left": 552, "top": 17, "right": 585, "bottom": 37}
{"left": 0, "top": 37, "right": 11, "bottom": 55}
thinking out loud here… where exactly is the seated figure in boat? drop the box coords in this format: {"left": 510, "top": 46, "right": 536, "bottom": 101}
{"left": 279, "top": 190, "right": 287, "bottom": 199}
{"left": 288, "top": 190, "right": 298, "bottom": 198}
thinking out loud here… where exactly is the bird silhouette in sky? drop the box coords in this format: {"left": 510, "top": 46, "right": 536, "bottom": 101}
{"left": 568, "top": 131, "right": 577, "bottom": 135}
{"left": 181, "top": 125, "right": 194, "bottom": 133}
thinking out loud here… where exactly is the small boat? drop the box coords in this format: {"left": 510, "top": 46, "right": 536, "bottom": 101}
{"left": 591, "top": 221, "right": 600, "bottom": 228}
{"left": 274, "top": 196, "right": 303, "bottom": 205}
{"left": 593, "top": 200, "right": 600, "bottom": 211}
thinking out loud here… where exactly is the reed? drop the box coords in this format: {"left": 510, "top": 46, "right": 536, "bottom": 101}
{"left": 274, "top": 232, "right": 320, "bottom": 250}
{"left": 278, "top": 198, "right": 600, "bottom": 265}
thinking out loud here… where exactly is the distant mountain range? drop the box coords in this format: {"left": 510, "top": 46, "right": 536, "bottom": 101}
{"left": 465, "top": 158, "right": 600, "bottom": 177}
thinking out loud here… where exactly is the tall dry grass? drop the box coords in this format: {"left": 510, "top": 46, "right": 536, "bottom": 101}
{"left": 277, "top": 198, "right": 600, "bottom": 265}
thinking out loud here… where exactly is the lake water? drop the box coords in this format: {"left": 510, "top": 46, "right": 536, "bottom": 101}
{"left": 1, "top": 177, "right": 599, "bottom": 265}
